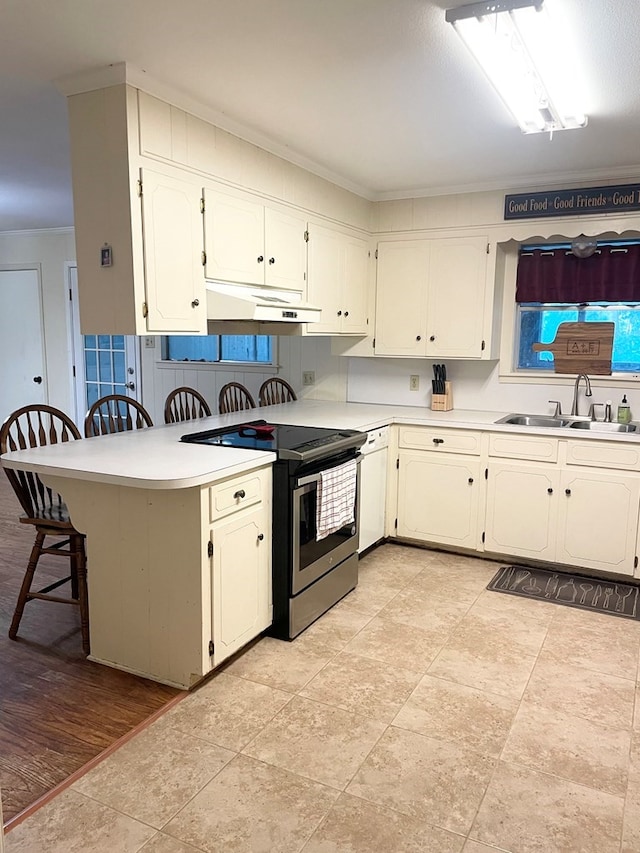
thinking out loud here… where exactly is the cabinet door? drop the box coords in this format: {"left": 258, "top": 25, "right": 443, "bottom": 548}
{"left": 397, "top": 451, "right": 481, "bottom": 549}
{"left": 203, "top": 187, "right": 264, "bottom": 285}
{"left": 264, "top": 207, "right": 307, "bottom": 292}
{"left": 484, "top": 461, "right": 559, "bottom": 562}
{"left": 425, "top": 236, "right": 489, "bottom": 358}
{"left": 374, "top": 241, "right": 428, "bottom": 356}
{"left": 211, "top": 505, "right": 271, "bottom": 665}
{"left": 306, "top": 222, "right": 344, "bottom": 334}
{"left": 341, "top": 234, "right": 369, "bottom": 334}
{"left": 141, "top": 168, "right": 206, "bottom": 333}
{"left": 557, "top": 469, "right": 640, "bottom": 575}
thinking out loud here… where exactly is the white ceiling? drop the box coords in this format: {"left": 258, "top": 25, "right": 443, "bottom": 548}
{"left": 1, "top": 0, "right": 639, "bottom": 231}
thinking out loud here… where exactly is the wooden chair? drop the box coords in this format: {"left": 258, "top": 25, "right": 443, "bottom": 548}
{"left": 218, "top": 382, "right": 256, "bottom": 414}
{"left": 0, "top": 405, "right": 90, "bottom": 654}
{"left": 85, "top": 394, "right": 154, "bottom": 437}
{"left": 259, "top": 377, "right": 298, "bottom": 407}
{"left": 164, "top": 386, "right": 212, "bottom": 424}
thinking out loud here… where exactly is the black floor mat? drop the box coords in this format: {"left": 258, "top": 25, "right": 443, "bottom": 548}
{"left": 487, "top": 565, "right": 640, "bottom": 620}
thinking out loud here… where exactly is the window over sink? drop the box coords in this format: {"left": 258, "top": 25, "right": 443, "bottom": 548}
{"left": 514, "top": 240, "right": 640, "bottom": 374}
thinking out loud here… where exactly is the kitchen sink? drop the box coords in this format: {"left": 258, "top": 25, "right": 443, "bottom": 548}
{"left": 495, "top": 414, "right": 570, "bottom": 428}
{"left": 568, "top": 421, "right": 638, "bottom": 433}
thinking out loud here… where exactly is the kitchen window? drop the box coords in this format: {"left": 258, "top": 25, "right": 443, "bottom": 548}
{"left": 514, "top": 240, "right": 640, "bottom": 374}
{"left": 163, "top": 335, "right": 273, "bottom": 365}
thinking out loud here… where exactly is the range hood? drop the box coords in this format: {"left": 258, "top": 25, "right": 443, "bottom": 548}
{"left": 205, "top": 281, "right": 321, "bottom": 335}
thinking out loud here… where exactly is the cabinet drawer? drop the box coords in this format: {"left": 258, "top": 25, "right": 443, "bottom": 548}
{"left": 209, "top": 472, "right": 264, "bottom": 522}
{"left": 398, "top": 427, "right": 481, "bottom": 455}
{"left": 566, "top": 440, "right": 640, "bottom": 471}
{"left": 489, "top": 433, "right": 559, "bottom": 463}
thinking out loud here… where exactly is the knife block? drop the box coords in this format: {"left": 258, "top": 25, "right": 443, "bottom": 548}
{"left": 431, "top": 381, "right": 453, "bottom": 411}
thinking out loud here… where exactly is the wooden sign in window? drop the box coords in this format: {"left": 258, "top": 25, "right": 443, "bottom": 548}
{"left": 532, "top": 322, "right": 614, "bottom": 374}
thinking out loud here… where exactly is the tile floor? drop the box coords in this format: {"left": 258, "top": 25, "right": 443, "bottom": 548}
{"left": 5, "top": 543, "right": 640, "bottom": 852}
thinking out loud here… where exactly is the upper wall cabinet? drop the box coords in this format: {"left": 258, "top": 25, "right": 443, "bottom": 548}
{"left": 374, "top": 236, "right": 496, "bottom": 358}
{"left": 67, "top": 85, "right": 207, "bottom": 335}
{"left": 306, "top": 221, "right": 370, "bottom": 335}
{"left": 202, "top": 185, "right": 307, "bottom": 292}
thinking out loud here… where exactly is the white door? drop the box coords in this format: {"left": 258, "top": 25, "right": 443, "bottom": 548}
{"left": 306, "top": 222, "right": 344, "bottom": 334}
{"left": 69, "top": 267, "right": 141, "bottom": 426}
{"left": 203, "top": 186, "right": 264, "bottom": 285}
{"left": 0, "top": 267, "right": 46, "bottom": 424}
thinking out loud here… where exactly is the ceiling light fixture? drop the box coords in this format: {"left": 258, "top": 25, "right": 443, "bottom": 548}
{"left": 445, "top": 0, "right": 587, "bottom": 135}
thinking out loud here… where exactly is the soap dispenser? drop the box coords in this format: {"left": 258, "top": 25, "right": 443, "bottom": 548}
{"left": 617, "top": 394, "right": 632, "bottom": 424}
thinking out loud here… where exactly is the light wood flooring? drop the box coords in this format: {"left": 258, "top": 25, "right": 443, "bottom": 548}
{"left": 0, "top": 473, "right": 180, "bottom": 824}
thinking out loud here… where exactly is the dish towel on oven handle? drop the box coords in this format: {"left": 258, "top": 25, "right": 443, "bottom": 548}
{"left": 315, "top": 458, "right": 358, "bottom": 541}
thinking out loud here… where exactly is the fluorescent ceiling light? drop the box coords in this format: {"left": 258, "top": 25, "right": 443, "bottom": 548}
{"left": 446, "top": 0, "right": 587, "bottom": 134}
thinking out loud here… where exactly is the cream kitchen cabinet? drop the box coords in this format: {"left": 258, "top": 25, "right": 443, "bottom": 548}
{"left": 305, "top": 221, "right": 370, "bottom": 335}
{"left": 484, "top": 461, "right": 560, "bottom": 562}
{"left": 484, "top": 434, "right": 640, "bottom": 576}
{"left": 68, "top": 86, "right": 207, "bottom": 335}
{"left": 203, "top": 185, "right": 307, "bottom": 292}
{"left": 395, "top": 426, "right": 483, "bottom": 549}
{"left": 207, "top": 467, "right": 272, "bottom": 667}
{"left": 374, "top": 240, "right": 429, "bottom": 356}
{"left": 373, "top": 236, "right": 494, "bottom": 358}
{"left": 556, "top": 468, "right": 640, "bottom": 575}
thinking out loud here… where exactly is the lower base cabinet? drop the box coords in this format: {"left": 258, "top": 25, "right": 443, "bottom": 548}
{"left": 484, "top": 462, "right": 640, "bottom": 576}
{"left": 209, "top": 503, "right": 271, "bottom": 666}
{"left": 397, "top": 451, "right": 481, "bottom": 549}
{"left": 484, "top": 461, "right": 559, "bottom": 562}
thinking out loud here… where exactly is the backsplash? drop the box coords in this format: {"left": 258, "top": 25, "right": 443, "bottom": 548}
{"left": 346, "top": 357, "right": 640, "bottom": 418}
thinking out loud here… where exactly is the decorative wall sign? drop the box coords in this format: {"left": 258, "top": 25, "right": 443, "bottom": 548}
{"left": 505, "top": 183, "right": 640, "bottom": 220}
{"left": 531, "top": 322, "right": 614, "bottom": 375}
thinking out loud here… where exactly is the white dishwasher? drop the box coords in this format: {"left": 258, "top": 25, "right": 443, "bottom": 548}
{"left": 358, "top": 426, "right": 389, "bottom": 552}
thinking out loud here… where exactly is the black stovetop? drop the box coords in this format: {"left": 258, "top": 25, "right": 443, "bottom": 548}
{"left": 180, "top": 419, "right": 366, "bottom": 462}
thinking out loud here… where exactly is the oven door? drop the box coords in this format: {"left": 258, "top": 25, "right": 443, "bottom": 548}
{"left": 291, "top": 455, "right": 361, "bottom": 595}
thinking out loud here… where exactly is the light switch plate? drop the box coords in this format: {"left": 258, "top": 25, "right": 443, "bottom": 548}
{"left": 144, "top": 336, "right": 156, "bottom": 348}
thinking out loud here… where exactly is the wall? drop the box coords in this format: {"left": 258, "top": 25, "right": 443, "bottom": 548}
{"left": 0, "top": 229, "right": 76, "bottom": 417}
{"left": 347, "top": 186, "right": 640, "bottom": 418}
{"left": 140, "top": 334, "right": 347, "bottom": 424}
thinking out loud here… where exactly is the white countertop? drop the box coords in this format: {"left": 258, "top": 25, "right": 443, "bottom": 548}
{"left": 2, "top": 400, "right": 637, "bottom": 489}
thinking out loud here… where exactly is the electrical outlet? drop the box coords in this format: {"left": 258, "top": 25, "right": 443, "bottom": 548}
{"left": 144, "top": 336, "right": 156, "bottom": 349}
{"left": 409, "top": 375, "right": 420, "bottom": 391}
{"left": 303, "top": 371, "right": 315, "bottom": 386}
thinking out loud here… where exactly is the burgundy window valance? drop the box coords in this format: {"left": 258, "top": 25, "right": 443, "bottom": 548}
{"left": 515, "top": 243, "right": 640, "bottom": 303}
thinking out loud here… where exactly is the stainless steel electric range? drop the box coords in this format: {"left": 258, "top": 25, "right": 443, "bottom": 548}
{"left": 181, "top": 420, "right": 367, "bottom": 639}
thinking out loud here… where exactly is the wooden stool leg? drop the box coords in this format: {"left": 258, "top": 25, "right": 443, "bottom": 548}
{"left": 9, "top": 530, "right": 45, "bottom": 640}
{"left": 73, "top": 534, "right": 90, "bottom": 656}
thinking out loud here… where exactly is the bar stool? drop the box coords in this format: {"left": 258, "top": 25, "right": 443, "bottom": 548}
{"left": 0, "top": 404, "right": 90, "bottom": 654}
{"left": 164, "top": 387, "right": 212, "bottom": 424}
{"left": 218, "top": 382, "right": 256, "bottom": 414}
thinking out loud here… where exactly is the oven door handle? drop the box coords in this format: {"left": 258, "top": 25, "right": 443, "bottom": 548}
{"left": 295, "top": 456, "right": 361, "bottom": 489}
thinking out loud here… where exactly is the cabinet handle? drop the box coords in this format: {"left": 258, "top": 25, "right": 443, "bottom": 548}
{"left": 344, "top": 311, "right": 349, "bottom": 317}
{"left": 233, "top": 489, "right": 246, "bottom": 499}
{"left": 257, "top": 533, "right": 264, "bottom": 541}
{"left": 257, "top": 255, "right": 264, "bottom": 263}
{"left": 565, "top": 488, "right": 571, "bottom": 496}
{"left": 337, "top": 310, "right": 342, "bottom": 316}
{"left": 432, "top": 438, "right": 444, "bottom": 445}
{"left": 191, "top": 299, "right": 200, "bottom": 308}
{"left": 416, "top": 335, "right": 422, "bottom": 341}
{"left": 268, "top": 257, "right": 275, "bottom": 265}
{"left": 547, "top": 487, "right": 553, "bottom": 494}
{"left": 468, "top": 477, "right": 474, "bottom": 484}
{"left": 429, "top": 335, "right": 436, "bottom": 342}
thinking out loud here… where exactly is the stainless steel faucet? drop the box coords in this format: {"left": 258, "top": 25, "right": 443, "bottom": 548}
{"left": 570, "top": 373, "right": 592, "bottom": 416}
